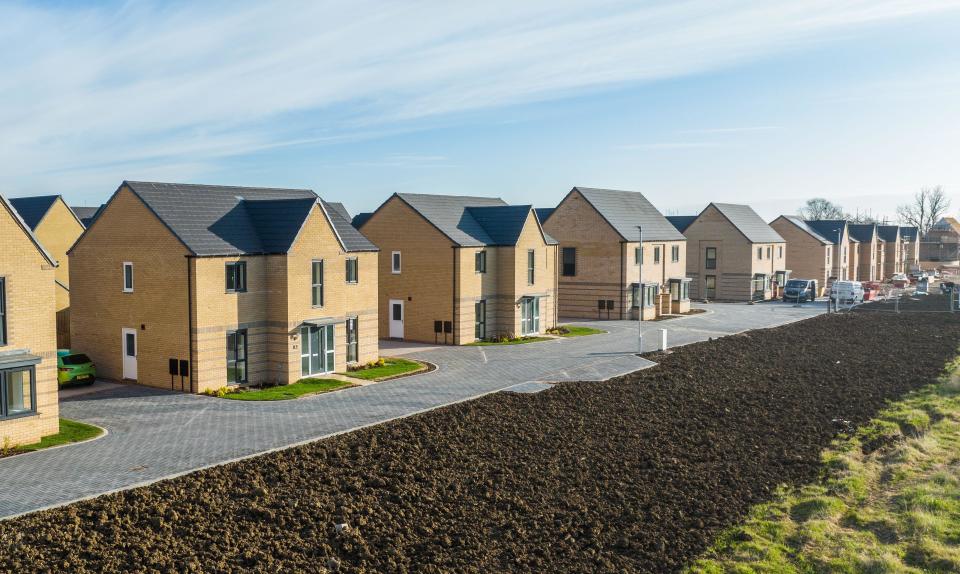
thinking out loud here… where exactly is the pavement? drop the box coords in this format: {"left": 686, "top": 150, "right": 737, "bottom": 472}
{"left": 0, "top": 300, "right": 825, "bottom": 519}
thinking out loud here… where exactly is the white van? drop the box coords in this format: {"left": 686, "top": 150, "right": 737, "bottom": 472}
{"left": 831, "top": 280, "right": 864, "bottom": 304}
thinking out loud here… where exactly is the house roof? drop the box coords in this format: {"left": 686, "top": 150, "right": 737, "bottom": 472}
{"left": 877, "top": 225, "right": 900, "bottom": 242}
{"left": 118, "top": 181, "right": 375, "bottom": 256}
{"left": 666, "top": 215, "right": 697, "bottom": 233}
{"left": 534, "top": 207, "right": 554, "bottom": 223}
{"left": 70, "top": 205, "right": 104, "bottom": 228}
{"left": 326, "top": 202, "right": 351, "bottom": 222}
{"left": 320, "top": 199, "right": 378, "bottom": 252}
{"left": 776, "top": 216, "right": 832, "bottom": 245}
{"left": 804, "top": 220, "right": 850, "bottom": 245}
{"left": 569, "top": 187, "right": 685, "bottom": 242}
{"left": 0, "top": 195, "right": 57, "bottom": 266}
{"left": 932, "top": 217, "right": 960, "bottom": 234}
{"left": 709, "top": 203, "right": 784, "bottom": 243}
{"left": 351, "top": 212, "right": 373, "bottom": 229}
{"left": 464, "top": 205, "right": 558, "bottom": 245}
{"left": 899, "top": 226, "right": 919, "bottom": 241}
{"left": 8, "top": 195, "right": 60, "bottom": 230}
{"left": 847, "top": 223, "right": 877, "bottom": 243}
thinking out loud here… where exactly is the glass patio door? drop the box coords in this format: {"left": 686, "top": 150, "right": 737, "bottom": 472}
{"left": 520, "top": 297, "right": 540, "bottom": 335}
{"left": 300, "top": 324, "right": 335, "bottom": 376}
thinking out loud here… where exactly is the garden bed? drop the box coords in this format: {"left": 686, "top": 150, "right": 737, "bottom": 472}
{"left": 1, "top": 296, "right": 958, "bottom": 573}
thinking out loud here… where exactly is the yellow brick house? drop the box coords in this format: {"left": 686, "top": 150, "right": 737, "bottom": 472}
{"left": 9, "top": 195, "right": 86, "bottom": 348}
{"left": 540, "top": 187, "right": 691, "bottom": 321}
{"left": 356, "top": 193, "right": 558, "bottom": 344}
{"left": 769, "top": 216, "right": 832, "bottom": 295}
{"left": 69, "top": 181, "right": 379, "bottom": 394}
{"left": 0, "top": 196, "right": 60, "bottom": 447}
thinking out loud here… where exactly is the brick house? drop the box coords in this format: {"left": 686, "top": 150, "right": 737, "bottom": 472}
{"left": 541, "top": 187, "right": 690, "bottom": 321}
{"left": 921, "top": 217, "right": 960, "bottom": 263}
{"left": 0, "top": 195, "right": 60, "bottom": 447}
{"left": 848, "top": 223, "right": 881, "bottom": 282}
{"left": 69, "top": 181, "right": 379, "bottom": 394}
{"left": 9, "top": 195, "right": 85, "bottom": 348}
{"left": 899, "top": 226, "right": 920, "bottom": 272}
{"left": 669, "top": 203, "right": 787, "bottom": 301}
{"left": 356, "top": 193, "right": 557, "bottom": 344}
{"left": 70, "top": 205, "right": 105, "bottom": 228}
{"left": 803, "top": 220, "right": 859, "bottom": 284}
{"left": 769, "top": 216, "right": 832, "bottom": 295}
{"left": 878, "top": 225, "right": 903, "bottom": 278}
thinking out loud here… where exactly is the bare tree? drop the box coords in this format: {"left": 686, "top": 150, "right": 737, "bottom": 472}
{"left": 848, "top": 210, "right": 877, "bottom": 224}
{"left": 799, "top": 198, "right": 846, "bottom": 220}
{"left": 896, "top": 186, "right": 951, "bottom": 235}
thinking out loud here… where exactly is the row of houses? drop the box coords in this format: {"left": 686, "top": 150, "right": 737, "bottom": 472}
{"left": 0, "top": 182, "right": 928, "bottom": 447}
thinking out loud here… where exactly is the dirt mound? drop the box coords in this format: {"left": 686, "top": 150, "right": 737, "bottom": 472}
{"left": 2, "top": 296, "right": 958, "bottom": 573}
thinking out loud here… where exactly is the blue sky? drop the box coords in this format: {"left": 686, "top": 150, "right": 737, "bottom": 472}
{"left": 2, "top": 0, "right": 959, "bottom": 221}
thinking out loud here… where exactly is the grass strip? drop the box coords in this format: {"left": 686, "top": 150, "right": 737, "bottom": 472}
{"left": 221, "top": 378, "right": 353, "bottom": 401}
{"left": 344, "top": 358, "right": 425, "bottom": 381}
{"left": 3, "top": 418, "right": 103, "bottom": 457}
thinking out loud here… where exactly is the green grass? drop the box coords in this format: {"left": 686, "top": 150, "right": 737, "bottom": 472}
{"left": 466, "top": 336, "right": 552, "bottom": 346}
{"left": 688, "top": 354, "right": 960, "bottom": 574}
{"left": 343, "top": 358, "right": 425, "bottom": 381}
{"left": 4, "top": 418, "right": 103, "bottom": 456}
{"left": 552, "top": 325, "right": 606, "bottom": 337}
{"left": 221, "top": 378, "right": 354, "bottom": 401}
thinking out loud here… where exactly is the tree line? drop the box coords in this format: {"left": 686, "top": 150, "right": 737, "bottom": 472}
{"left": 798, "top": 187, "right": 952, "bottom": 236}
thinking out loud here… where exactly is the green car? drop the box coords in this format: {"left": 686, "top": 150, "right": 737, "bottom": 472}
{"left": 57, "top": 350, "right": 96, "bottom": 386}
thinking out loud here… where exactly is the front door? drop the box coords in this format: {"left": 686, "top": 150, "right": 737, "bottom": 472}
{"left": 520, "top": 297, "right": 540, "bottom": 335}
{"left": 122, "top": 328, "right": 137, "bottom": 380}
{"left": 389, "top": 300, "right": 404, "bottom": 338}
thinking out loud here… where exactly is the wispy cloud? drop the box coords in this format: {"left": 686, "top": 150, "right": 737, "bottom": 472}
{"left": 0, "top": 0, "right": 957, "bottom": 196}
{"left": 615, "top": 142, "right": 726, "bottom": 150}
{"left": 678, "top": 126, "right": 781, "bottom": 134}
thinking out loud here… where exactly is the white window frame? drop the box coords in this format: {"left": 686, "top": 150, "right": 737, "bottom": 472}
{"left": 122, "top": 262, "right": 134, "bottom": 293}
{"left": 391, "top": 251, "right": 402, "bottom": 274}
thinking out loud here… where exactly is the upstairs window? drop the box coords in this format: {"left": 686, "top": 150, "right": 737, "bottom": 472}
{"left": 475, "top": 250, "right": 487, "bottom": 273}
{"left": 671, "top": 245, "right": 680, "bottom": 262}
{"left": 635, "top": 246, "right": 642, "bottom": 265}
{"left": 705, "top": 247, "right": 717, "bottom": 269}
{"left": 527, "top": 249, "right": 535, "bottom": 285}
{"left": 345, "top": 258, "right": 358, "bottom": 284}
{"left": 123, "top": 262, "right": 134, "bottom": 292}
{"left": 225, "top": 262, "right": 247, "bottom": 293}
{"left": 778, "top": 245, "right": 783, "bottom": 259}
{"left": 766, "top": 246, "right": 771, "bottom": 260}
{"left": 561, "top": 247, "right": 576, "bottom": 277}
{"left": 757, "top": 247, "right": 763, "bottom": 260}
{"left": 312, "top": 260, "right": 324, "bottom": 307}
{"left": 391, "top": 251, "right": 402, "bottom": 274}
{"left": 653, "top": 246, "right": 661, "bottom": 264}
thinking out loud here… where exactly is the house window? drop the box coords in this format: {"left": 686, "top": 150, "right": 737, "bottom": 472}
{"left": 842, "top": 245, "right": 847, "bottom": 264}
{"left": 653, "top": 246, "right": 661, "bottom": 264}
{"left": 669, "top": 279, "right": 690, "bottom": 301}
{"left": 643, "top": 284, "right": 658, "bottom": 308}
{"left": 123, "top": 262, "right": 134, "bottom": 292}
{"left": 0, "top": 277, "right": 6, "bottom": 346}
{"left": 520, "top": 297, "right": 540, "bottom": 335}
{"left": 300, "top": 324, "right": 335, "bottom": 376}
{"left": 705, "top": 247, "right": 717, "bottom": 269}
{"left": 226, "top": 330, "right": 247, "bottom": 385}
{"left": 1, "top": 366, "right": 35, "bottom": 419}
{"left": 561, "top": 247, "right": 576, "bottom": 277}
{"left": 705, "top": 275, "right": 717, "bottom": 299}
{"left": 345, "top": 258, "right": 358, "bottom": 284}
{"left": 475, "top": 250, "right": 487, "bottom": 273}
{"left": 757, "top": 247, "right": 763, "bottom": 260}
{"left": 778, "top": 246, "right": 783, "bottom": 259}
{"left": 827, "top": 247, "right": 832, "bottom": 265}
{"left": 766, "top": 246, "right": 771, "bottom": 260}
{"left": 671, "top": 245, "right": 680, "bottom": 262}
{"left": 391, "top": 251, "right": 402, "bottom": 274}
{"left": 225, "top": 261, "right": 247, "bottom": 293}
{"left": 312, "top": 260, "right": 324, "bottom": 307}
{"left": 635, "top": 246, "right": 642, "bottom": 265}
{"left": 346, "top": 318, "right": 358, "bottom": 362}
{"left": 527, "top": 249, "right": 535, "bottom": 285}
{"left": 475, "top": 300, "right": 486, "bottom": 340}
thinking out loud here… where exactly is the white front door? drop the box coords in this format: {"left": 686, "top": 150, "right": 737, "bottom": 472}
{"left": 122, "top": 328, "right": 138, "bottom": 380}
{"left": 389, "top": 300, "right": 404, "bottom": 339}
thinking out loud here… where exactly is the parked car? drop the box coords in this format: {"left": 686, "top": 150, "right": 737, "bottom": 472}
{"left": 941, "top": 281, "right": 956, "bottom": 295}
{"left": 891, "top": 273, "right": 910, "bottom": 288}
{"left": 831, "top": 280, "right": 864, "bottom": 304}
{"left": 57, "top": 350, "right": 96, "bottom": 386}
{"left": 782, "top": 279, "right": 816, "bottom": 302}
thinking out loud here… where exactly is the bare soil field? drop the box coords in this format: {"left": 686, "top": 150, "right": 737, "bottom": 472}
{"left": 2, "top": 296, "right": 958, "bottom": 573}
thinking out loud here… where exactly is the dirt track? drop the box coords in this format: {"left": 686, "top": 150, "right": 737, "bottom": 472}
{"left": 2, "top": 296, "right": 958, "bottom": 573}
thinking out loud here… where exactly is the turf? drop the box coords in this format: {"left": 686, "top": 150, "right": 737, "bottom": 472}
{"left": 556, "top": 326, "right": 605, "bottom": 337}
{"left": 343, "top": 358, "right": 424, "bottom": 381}
{"left": 466, "top": 336, "right": 551, "bottom": 346}
{"left": 221, "top": 378, "right": 353, "bottom": 401}
{"left": 6, "top": 418, "right": 103, "bottom": 455}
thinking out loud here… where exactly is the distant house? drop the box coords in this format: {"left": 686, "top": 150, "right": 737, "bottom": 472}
{"left": 9, "top": 195, "right": 86, "bottom": 348}
{"left": 803, "top": 220, "right": 858, "bottom": 283}
{"left": 0, "top": 195, "right": 59, "bottom": 447}
{"left": 877, "top": 225, "right": 903, "bottom": 278}
{"left": 541, "top": 187, "right": 690, "bottom": 321}
{"left": 769, "top": 216, "right": 832, "bottom": 295}
{"left": 670, "top": 203, "right": 787, "bottom": 301}
{"left": 358, "top": 193, "right": 557, "bottom": 344}
{"left": 848, "top": 223, "right": 881, "bottom": 282}
{"left": 921, "top": 217, "right": 960, "bottom": 263}
{"left": 69, "top": 181, "right": 379, "bottom": 393}
{"left": 899, "top": 226, "right": 920, "bottom": 271}
{"left": 70, "top": 205, "right": 105, "bottom": 228}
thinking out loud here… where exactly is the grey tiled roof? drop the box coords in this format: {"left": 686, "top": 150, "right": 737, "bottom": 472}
{"left": 899, "top": 226, "right": 918, "bottom": 241}
{"left": 877, "top": 225, "right": 900, "bottom": 242}
{"left": 711, "top": 203, "right": 785, "bottom": 244}
{"left": 465, "top": 205, "right": 557, "bottom": 245}
{"left": 352, "top": 212, "right": 373, "bottom": 229}
{"left": 70, "top": 205, "right": 105, "bottom": 228}
{"left": 1, "top": 195, "right": 57, "bottom": 266}
{"left": 8, "top": 195, "right": 59, "bottom": 230}
{"left": 804, "top": 220, "right": 848, "bottom": 245}
{"left": 123, "top": 181, "right": 372, "bottom": 256}
{"left": 534, "top": 207, "right": 554, "bottom": 223}
{"left": 778, "top": 216, "right": 832, "bottom": 244}
{"left": 571, "top": 187, "right": 684, "bottom": 242}
{"left": 320, "top": 200, "right": 378, "bottom": 252}
{"left": 666, "top": 215, "right": 697, "bottom": 233}
{"left": 395, "top": 193, "right": 506, "bottom": 246}
{"left": 326, "top": 202, "right": 351, "bottom": 222}
{"left": 847, "top": 223, "right": 877, "bottom": 243}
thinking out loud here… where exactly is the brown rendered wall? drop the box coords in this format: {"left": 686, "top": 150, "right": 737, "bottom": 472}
{"left": 0, "top": 203, "right": 59, "bottom": 447}
{"left": 69, "top": 186, "right": 192, "bottom": 391}
{"left": 770, "top": 218, "right": 828, "bottom": 294}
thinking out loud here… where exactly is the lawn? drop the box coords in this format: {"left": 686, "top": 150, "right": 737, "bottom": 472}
{"left": 550, "top": 325, "right": 605, "bottom": 337}
{"left": 343, "top": 357, "right": 425, "bottom": 381}
{"left": 2, "top": 418, "right": 103, "bottom": 457}
{"left": 466, "top": 336, "right": 551, "bottom": 346}
{"left": 689, "top": 354, "right": 960, "bottom": 574}
{"left": 221, "top": 378, "right": 354, "bottom": 401}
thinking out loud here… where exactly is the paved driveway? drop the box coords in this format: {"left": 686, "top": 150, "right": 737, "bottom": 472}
{"left": 0, "top": 301, "right": 824, "bottom": 518}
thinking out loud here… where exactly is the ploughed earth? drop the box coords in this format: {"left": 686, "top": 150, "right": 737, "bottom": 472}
{"left": 2, "top": 296, "right": 958, "bottom": 573}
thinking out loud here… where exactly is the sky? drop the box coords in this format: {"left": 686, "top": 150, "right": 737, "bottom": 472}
{"left": 2, "top": 0, "right": 960, "bottom": 221}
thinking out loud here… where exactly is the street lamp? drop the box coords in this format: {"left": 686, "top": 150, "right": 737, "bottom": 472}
{"left": 637, "top": 225, "right": 643, "bottom": 354}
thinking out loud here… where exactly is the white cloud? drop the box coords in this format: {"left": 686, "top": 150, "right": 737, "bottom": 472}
{"left": 1, "top": 0, "right": 958, "bottom": 196}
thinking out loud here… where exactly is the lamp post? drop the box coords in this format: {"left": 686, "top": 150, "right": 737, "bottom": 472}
{"left": 832, "top": 227, "right": 842, "bottom": 311}
{"left": 637, "top": 225, "right": 643, "bottom": 354}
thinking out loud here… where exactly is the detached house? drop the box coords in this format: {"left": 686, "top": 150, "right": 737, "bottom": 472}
{"left": 921, "top": 217, "right": 960, "bottom": 263}
{"left": 541, "top": 187, "right": 690, "bottom": 321}
{"left": 769, "top": 216, "right": 832, "bottom": 295}
{"left": 899, "top": 226, "right": 920, "bottom": 272}
{"left": 848, "top": 224, "right": 881, "bottom": 282}
{"left": 9, "top": 195, "right": 85, "bottom": 347}
{"left": 0, "top": 196, "right": 59, "bottom": 447}
{"left": 669, "top": 203, "right": 787, "bottom": 301}
{"left": 878, "top": 225, "right": 903, "bottom": 278}
{"left": 803, "top": 220, "right": 858, "bottom": 284}
{"left": 69, "top": 182, "right": 379, "bottom": 394}
{"left": 357, "top": 193, "right": 557, "bottom": 344}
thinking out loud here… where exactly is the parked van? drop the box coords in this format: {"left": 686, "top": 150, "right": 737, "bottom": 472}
{"left": 831, "top": 280, "right": 864, "bottom": 304}
{"left": 782, "top": 279, "right": 817, "bottom": 302}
